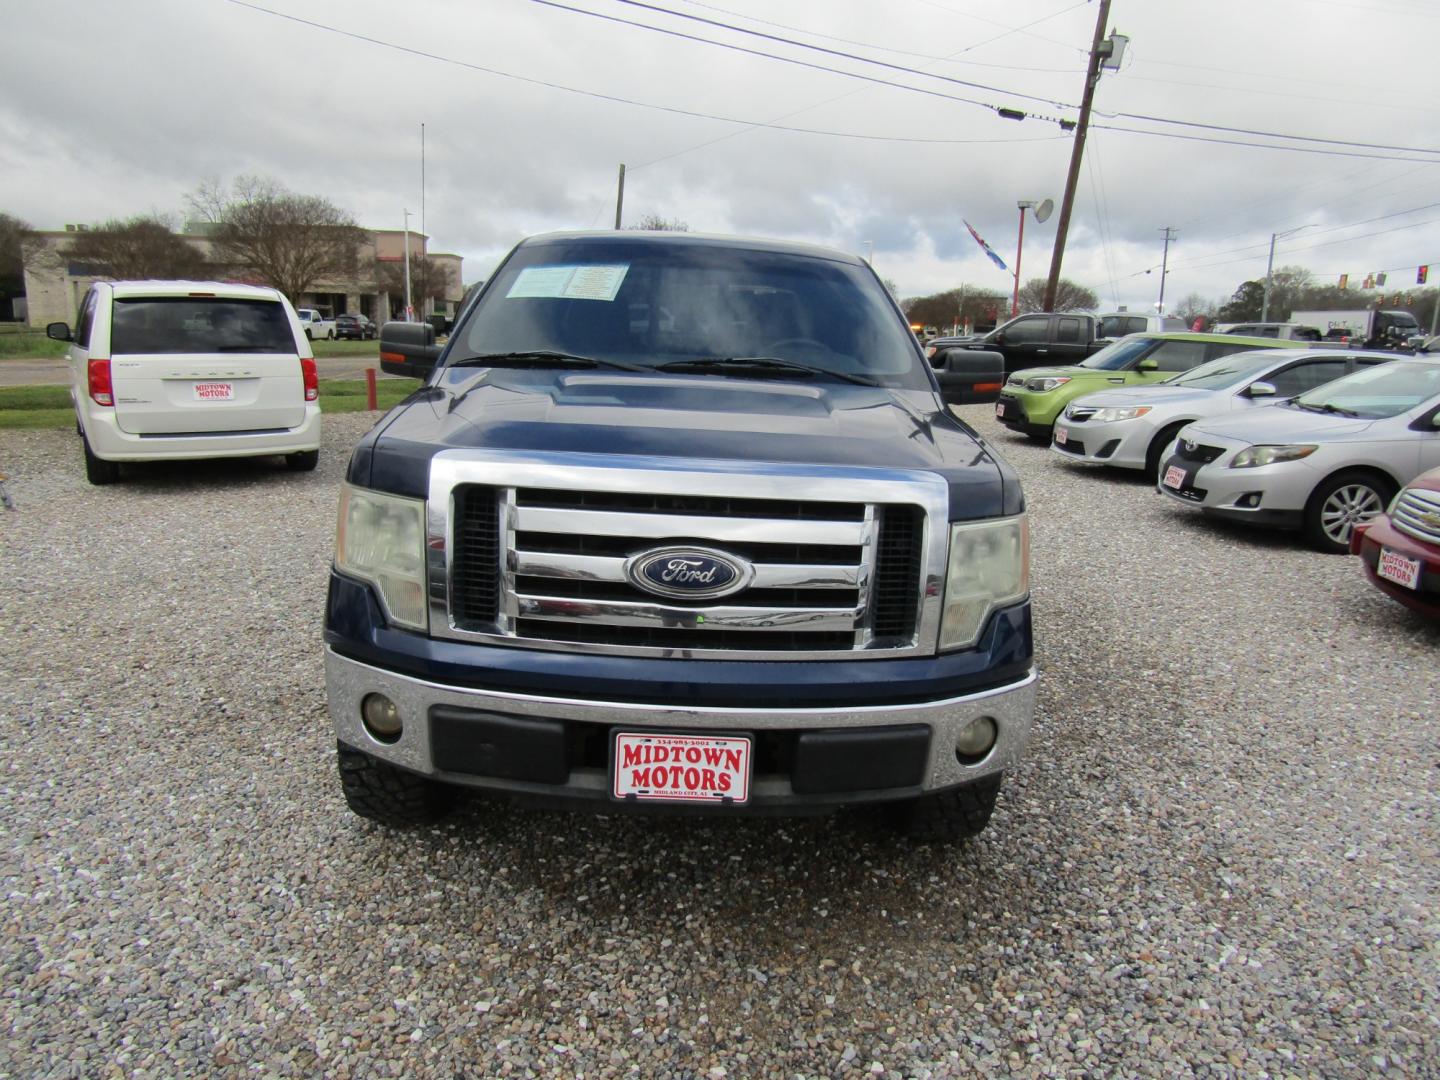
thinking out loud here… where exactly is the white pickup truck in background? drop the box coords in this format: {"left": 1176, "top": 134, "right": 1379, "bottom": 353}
{"left": 295, "top": 308, "right": 336, "bottom": 341}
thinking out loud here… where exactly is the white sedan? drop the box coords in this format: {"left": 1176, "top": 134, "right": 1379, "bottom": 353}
{"left": 1157, "top": 358, "right": 1440, "bottom": 553}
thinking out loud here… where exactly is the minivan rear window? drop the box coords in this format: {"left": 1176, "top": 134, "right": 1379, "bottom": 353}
{"left": 111, "top": 298, "right": 297, "bottom": 354}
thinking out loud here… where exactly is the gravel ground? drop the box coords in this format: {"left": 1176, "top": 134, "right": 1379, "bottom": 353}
{"left": 1, "top": 407, "right": 1436, "bottom": 1078}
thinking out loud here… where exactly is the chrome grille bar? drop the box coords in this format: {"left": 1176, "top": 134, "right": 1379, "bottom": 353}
{"left": 427, "top": 449, "right": 952, "bottom": 660}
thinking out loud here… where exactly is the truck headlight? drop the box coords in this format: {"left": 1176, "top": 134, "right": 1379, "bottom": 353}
{"left": 335, "top": 484, "right": 428, "bottom": 631}
{"left": 1229, "top": 444, "right": 1317, "bottom": 469}
{"left": 1088, "top": 405, "right": 1152, "bottom": 422}
{"left": 939, "top": 515, "right": 1029, "bottom": 651}
{"left": 1025, "top": 376, "right": 1071, "bottom": 392}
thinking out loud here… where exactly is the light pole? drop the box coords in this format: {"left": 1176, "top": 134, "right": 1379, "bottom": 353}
{"left": 402, "top": 208, "right": 413, "bottom": 322}
{"left": 1012, "top": 199, "right": 1053, "bottom": 317}
{"left": 1262, "top": 224, "right": 1313, "bottom": 322}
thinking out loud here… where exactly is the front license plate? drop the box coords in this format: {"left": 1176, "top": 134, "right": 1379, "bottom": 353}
{"left": 194, "top": 382, "right": 234, "bottom": 401}
{"left": 1377, "top": 548, "right": 1421, "bottom": 590}
{"left": 612, "top": 732, "right": 751, "bottom": 805}
{"left": 1054, "top": 426, "right": 1068, "bottom": 445}
{"left": 1162, "top": 464, "right": 1187, "bottom": 490}
{"left": 995, "top": 402, "right": 1007, "bottom": 418}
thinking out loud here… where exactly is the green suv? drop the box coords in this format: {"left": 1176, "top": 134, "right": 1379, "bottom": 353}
{"left": 993, "top": 332, "right": 1288, "bottom": 440}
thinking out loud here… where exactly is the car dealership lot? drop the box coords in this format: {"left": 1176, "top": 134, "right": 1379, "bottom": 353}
{"left": 1, "top": 409, "right": 1435, "bottom": 1077}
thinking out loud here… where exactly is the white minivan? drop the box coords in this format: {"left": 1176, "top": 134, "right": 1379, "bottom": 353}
{"left": 47, "top": 281, "right": 322, "bottom": 484}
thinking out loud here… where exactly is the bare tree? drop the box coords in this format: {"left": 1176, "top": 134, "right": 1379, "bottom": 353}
{"left": 199, "top": 176, "right": 367, "bottom": 301}
{"left": 378, "top": 253, "right": 456, "bottom": 316}
{"left": 1016, "top": 277, "right": 1097, "bottom": 313}
{"left": 627, "top": 214, "right": 689, "bottom": 232}
{"left": 65, "top": 216, "right": 210, "bottom": 280}
{"left": 1171, "top": 292, "right": 1215, "bottom": 328}
{"left": 903, "top": 287, "right": 1007, "bottom": 333}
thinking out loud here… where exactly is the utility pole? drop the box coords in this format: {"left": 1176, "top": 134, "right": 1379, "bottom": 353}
{"left": 1262, "top": 224, "right": 1314, "bottom": 322}
{"left": 1157, "top": 227, "right": 1177, "bottom": 314}
{"left": 614, "top": 164, "right": 626, "bottom": 230}
{"left": 1044, "top": 0, "right": 1114, "bottom": 312}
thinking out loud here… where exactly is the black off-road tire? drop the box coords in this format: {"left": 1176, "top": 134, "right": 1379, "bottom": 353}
{"left": 336, "top": 743, "right": 456, "bottom": 827}
{"left": 887, "top": 773, "right": 1004, "bottom": 842}
{"left": 82, "top": 432, "right": 120, "bottom": 485}
{"left": 285, "top": 449, "right": 319, "bottom": 472}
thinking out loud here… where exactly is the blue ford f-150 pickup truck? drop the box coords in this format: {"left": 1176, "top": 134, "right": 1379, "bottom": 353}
{"left": 325, "top": 231, "right": 1034, "bottom": 841}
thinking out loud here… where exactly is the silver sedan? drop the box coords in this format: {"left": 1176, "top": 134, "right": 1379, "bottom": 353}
{"left": 1156, "top": 358, "right": 1440, "bottom": 553}
{"left": 1051, "top": 348, "right": 1393, "bottom": 478}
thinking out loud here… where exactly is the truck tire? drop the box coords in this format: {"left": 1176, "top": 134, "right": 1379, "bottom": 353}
{"left": 887, "top": 772, "right": 1003, "bottom": 842}
{"left": 336, "top": 743, "right": 456, "bottom": 826}
{"left": 82, "top": 432, "right": 120, "bottom": 485}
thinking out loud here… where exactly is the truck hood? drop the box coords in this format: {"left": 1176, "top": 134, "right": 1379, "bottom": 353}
{"left": 355, "top": 369, "right": 1019, "bottom": 518}
{"left": 1184, "top": 402, "right": 1377, "bottom": 443}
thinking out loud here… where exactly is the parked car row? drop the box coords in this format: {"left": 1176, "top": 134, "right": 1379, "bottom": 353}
{"left": 1023, "top": 342, "right": 1440, "bottom": 618}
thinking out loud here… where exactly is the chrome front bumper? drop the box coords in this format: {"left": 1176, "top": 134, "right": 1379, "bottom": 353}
{"left": 326, "top": 647, "right": 1036, "bottom": 805}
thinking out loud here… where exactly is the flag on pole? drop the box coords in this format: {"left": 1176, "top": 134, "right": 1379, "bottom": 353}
{"left": 963, "top": 220, "right": 1008, "bottom": 271}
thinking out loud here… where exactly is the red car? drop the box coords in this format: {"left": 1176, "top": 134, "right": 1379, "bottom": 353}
{"left": 1350, "top": 466, "right": 1440, "bottom": 618}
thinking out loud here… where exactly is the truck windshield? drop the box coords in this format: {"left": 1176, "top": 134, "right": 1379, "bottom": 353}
{"left": 1294, "top": 360, "right": 1440, "bottom": 418}
{"left": 1077, "top": 337, "right": 1155, "bottom": 371}
{"left": 452, "top": 238, "right": 929, "bottom": 388}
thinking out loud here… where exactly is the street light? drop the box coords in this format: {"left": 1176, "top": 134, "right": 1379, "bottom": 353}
{"left": 1012, "top": 198, "right": 1053, "bottom": 317}
{"left": 1262, "top": 224, "right": 1314, "bottom": 322}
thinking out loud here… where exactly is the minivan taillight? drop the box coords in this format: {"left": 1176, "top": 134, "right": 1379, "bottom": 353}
{"left": 301, "top": 357, "right": 319, "bottom": 402}
{"left": 88, "top": 359, "right": 114, "bottom": 406}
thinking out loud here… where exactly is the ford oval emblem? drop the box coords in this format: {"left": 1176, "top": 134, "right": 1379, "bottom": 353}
{"left": 624, "top": 546, "right": 755, "bottom": 601}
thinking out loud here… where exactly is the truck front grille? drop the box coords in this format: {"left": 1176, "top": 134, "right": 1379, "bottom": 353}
{"left": 430, "top": 452, "right": 952, "bottom": 660}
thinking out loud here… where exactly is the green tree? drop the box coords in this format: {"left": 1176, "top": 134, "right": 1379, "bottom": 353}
{"left": 1016, "top": 277, "right": 1097, "bottom": 313}
{"left": 65, "top": 215, "right": 210, "bottom": 280}
{"left": 1217, "top": 280, "right": 1265, "bottom": 322}
{"left": 192, "top": 176, "right": 367, "bottom": 301}
{"left": 0, "top": 212, "right": 30, "bottom": 306}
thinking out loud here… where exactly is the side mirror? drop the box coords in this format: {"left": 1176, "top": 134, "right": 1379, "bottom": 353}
{"left": 1136, "top": 358, "right": 1159, "bottom": 371}
{"left": 379, "top": 320, "right": 441, "bottom": 379}
{"left": 936, "top": 348, "right": 1005, "bottom": 406}
{"left": 1246, "top": 381, "right": 1276, "bottom": 398}
{"left": 46, "top": 322, "right": 72, "bottom": 342}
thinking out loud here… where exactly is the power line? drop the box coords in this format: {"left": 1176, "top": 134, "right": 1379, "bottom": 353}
{"left": 1093, "top": 124, "right": 1440, "bottom": 164}
{"left": 668, "top": 0, "right": 1088, "bottom": 73}
{"left": 219, "top": 0, "right": 1065, "bottom": 146}
{"left": 1101, "top": 109, "right": 1440, "bottom": 157}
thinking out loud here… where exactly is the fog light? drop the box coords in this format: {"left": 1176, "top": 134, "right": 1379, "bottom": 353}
{"left": 361, "top": 693, "right": 403, "bottom": 742}
{"left": 955, "top": 716, "right": 997, "bottom": 762}
{"left": 1239, "top": 492, "right": 1262, "bottom": 508}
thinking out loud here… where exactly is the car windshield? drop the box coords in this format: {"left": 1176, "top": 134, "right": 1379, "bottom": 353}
{"left": 1164, "top": 350, "right": 1287, "bottom": 390}
{"left": 1078, "top": 337, "right": 1155, "bottom": 371}
{"left": 453, "top": 237, "right": 929, "bottom": 388}
{"left": 111, "top": 298, "right": 296, "bottom": 354}
{"left": 1294, "top": 360, "right": 1440, "bottom": 418}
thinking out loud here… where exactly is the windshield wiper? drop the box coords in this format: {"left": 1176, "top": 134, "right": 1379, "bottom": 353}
{"left": 655, "top": 357, "right": 879, "bottom": 386}
{"left": 1292, "top": 400, "right": 1361, "bottom": 417}
{"left": 447, "top": 350, "right": 649, "bottom": 372}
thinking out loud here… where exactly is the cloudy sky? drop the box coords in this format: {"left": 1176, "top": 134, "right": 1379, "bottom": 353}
{"left": 5, "top": 0, "right": 1439, "bottom": 312}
